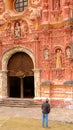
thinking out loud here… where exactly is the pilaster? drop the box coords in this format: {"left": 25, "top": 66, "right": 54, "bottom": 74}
{"left": 0, "top": 70, "right": 8, "bottom": 99}
{"left": 33, "top": 68, "right": 41, "bottom": 98}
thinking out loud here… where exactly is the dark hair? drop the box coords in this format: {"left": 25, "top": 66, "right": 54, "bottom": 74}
{"left": 46, "top": 98, "right": 48, "bottom": 103}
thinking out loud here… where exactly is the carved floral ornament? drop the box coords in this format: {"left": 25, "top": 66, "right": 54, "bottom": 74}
{"left": 0, "top": 19, "right": 5, "bottom": 25}
{"left": 30, "top": 0, "right": 40, "bottom": 7}
{"left": 30, "top": 7, "right": 42, "bottom": 21}
{"left": 0, "top": 0, "right": 5, "bottom": 14}
{"left": 51, "top": 10, "right": 62, "bottom": 21}
{"left": 64, "top": 0, "right": 70, "bottom": 6}
{"left": 49, "top": 0, "right": 60, "bottom": 11}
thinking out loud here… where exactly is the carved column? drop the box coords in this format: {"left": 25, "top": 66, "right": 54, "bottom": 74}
{"left": 63, "top": 1, "right": 71, "bottom": 20}
{"left": 20, "top": 78, "right": 24, "bottom": 98}
{"left": 0, "top": 70, "right": 2, "bottom": 98}
{"left": 42, "top": 0, "right": 49, "bottom": 24}
{"left": 33, "top": 69, "right": 41, "bottom": 98}
{"left": 0, "top": 70, "right": 8, "bottom": 99}
{"left": 35, "top": 39, "right": 39, "bottom": 68}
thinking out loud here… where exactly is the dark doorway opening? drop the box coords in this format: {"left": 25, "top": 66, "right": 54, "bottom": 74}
{"left": 8, "top": 76, "right": 20, "bottom": 98}
{"left": 8, "top": 76, "right": 34, "bottom": 98}
{"left": 7, "top": 52, "right": 34, "bottom": 98}
{"left": 23, "top": 76, "right": 34, "bottom": 98}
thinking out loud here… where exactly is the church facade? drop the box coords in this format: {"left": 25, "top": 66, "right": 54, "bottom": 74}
{"left": 0, "top": 0, "right": 73, "bottom": 107}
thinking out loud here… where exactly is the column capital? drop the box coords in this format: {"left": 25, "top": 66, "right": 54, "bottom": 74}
{"left": 0, "top": 70, "right": 8, "bottom": 73}
{"left": 32, "top": 68, "right": 41, "bottom": 72}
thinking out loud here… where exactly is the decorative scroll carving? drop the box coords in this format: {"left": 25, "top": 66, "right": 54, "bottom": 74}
{"left": 5, "top": 23, "right": 12, "bottom": 37}
{"left": 3, "top": 13, "right": 11, "bottom": 20}
{"left": 30, "top": 10, "right": 37, "bottom": 20}
{"left": 51, "top": 0, "right": 62, "bottom": 21}
{"left": 30, "top": 7, "right": 41, "bottom": 21}
{"left": 0, "top": 19, "right": 5, "bottom": 25}
{"left": 0, "top": 0, "right": 5, "bottom": 14}
{"left": 30, "top": 0, "right": 40, "bottom": 7}
{"left": 32, "top": 0, "right": 40, "bottom": 4}
{"left": 42, "top": 0, "right": 49, "bottom": 23}
{"left": 52, "top": 69, "right": 64, "bottom": 80}
{"left": 64, "top": 0, "right": 70, "bottom": 6}
{"left": 21, "top": 20, "right": 28, "bottom": 38}
{"left": 53, "top": 0, "right": 60, "bottom": 10}
{"left": 70, "top": 43, "right": 73, "bottom": 59}
{"left": 51, "top": 10, "right": 62, "bottom": 21}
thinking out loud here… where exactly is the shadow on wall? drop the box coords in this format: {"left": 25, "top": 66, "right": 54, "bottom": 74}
{"left": 63, "top": 80, "right": 73, "bottom": 85}
{"left": 40, "top": 80, "right": 53, "bottom": 86}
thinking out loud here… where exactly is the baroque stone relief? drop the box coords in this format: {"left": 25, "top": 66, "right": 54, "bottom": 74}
{"left": 53, "top": 0, "right": 60, "bottom": 10}
{"left": 51, "top": 0, "right": 62, "bottom": 21}
{"left": 0, "top": 19, "right": 29, "bottom": 40}
{"left": 30, "top": 0, "right": 40, "bottom": 7}
{"left": 55, "top": 49, "right": 62, "bottom": 69}
{"left": 64, "top": 0, "right": 70, "bottom": 6}
{"left": 3, "top": 13, "right": 11, "bottom": 20}
{"left": 0, "top": 19, "right": 5, "bottom": 25}
{"left": 29, "top": 7, "right": 42, "bottom": 21}
{"left": 0, "top": 0, "right": 5, "bottom": 14}
{"left": 0, "top": 22, "right": 12, "bottom": 41}
{"left": 65, "top": 47, "right": 71, "bottom": 58}
{"left": 51, "top": 11, "right": 62, "bottom": 21}
{"left": 43, "top": 48, "right": 49, "bottom": 60}
{"left": 52, "top": 48, "right": 64, "bottom": 80}
{"left": 42, "top": 0, "right": 49, "bottom": 23}
{"left": 53, "top": 69, "right": 64, "bottom": 80}
{"left": 14, "top": 22, "right": 21, "bottom": 38}
{"left": 10, "top": 20, "right": 29, "bottom": 39}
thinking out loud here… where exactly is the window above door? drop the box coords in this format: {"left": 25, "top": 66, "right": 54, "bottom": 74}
{"left": 14, "top": 0, "right": 28, "bottom": 12}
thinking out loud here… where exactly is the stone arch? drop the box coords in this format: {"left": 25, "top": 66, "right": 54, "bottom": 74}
{"left": 1, "top": 46, "right": 36, "bottom": 98}
{"left": 2, "top": 46, "right": 35, "bottom": 70}
{"left": 53, "top": 46, "right": 63, "bottom": 53}
{"left": 1, "top": 46, "right": 41, "bottom": 99}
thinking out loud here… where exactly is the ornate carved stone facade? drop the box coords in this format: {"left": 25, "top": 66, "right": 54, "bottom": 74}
{"left": 0, "top": 0, "right": 73, "bottom": 107}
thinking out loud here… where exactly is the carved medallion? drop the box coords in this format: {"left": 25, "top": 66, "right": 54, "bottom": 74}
{"left": 30, "top": 0, "right": 40, "bottom": 7}
{"left": 0, "top": 0, "right": 5, "bottom": 14}
{"left": 0, "top": 19, "right": 5, "bottom": 25}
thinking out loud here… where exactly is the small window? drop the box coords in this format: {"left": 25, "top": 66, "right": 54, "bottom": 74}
{"left": 15, "top": 0, "right": 28, "bottom": 12}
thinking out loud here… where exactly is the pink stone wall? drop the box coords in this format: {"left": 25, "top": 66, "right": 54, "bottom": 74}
{"left": 0, "top": 0, "right": 73, "bottom": 106}
{"left": 40, "top": 85, "right": 73, "bottom": 107}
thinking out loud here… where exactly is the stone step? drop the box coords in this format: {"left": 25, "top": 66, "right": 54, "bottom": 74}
{"left": 0, "top": 98, "right": 41, "bottom": 108}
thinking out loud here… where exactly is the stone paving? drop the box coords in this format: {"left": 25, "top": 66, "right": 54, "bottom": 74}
{"left": 0, "top": 106, "right": 73, "bottom": 123}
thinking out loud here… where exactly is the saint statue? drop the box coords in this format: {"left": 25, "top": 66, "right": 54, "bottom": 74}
{"left": 55, "top": 49, "right": 62, "bottom": 69}
{"left": 44, "top": 49, "right": 49, "bottom": 60}
{"left": 66, "top": 47, "right": 71, "bottom": 58}
{"left": 14, "top": 22, "right": 21, "bottom": 38}
{"left": 54, "top": 0, "right": 60, "bottom": 10}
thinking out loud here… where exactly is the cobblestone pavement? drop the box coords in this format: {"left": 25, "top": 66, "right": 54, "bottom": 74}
{"left": 0, "top": 106, "right": 73, "bottom": 123}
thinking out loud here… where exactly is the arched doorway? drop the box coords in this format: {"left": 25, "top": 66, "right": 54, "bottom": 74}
{"left": 7, "top": 52, "right": 34, "bottom": 98}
